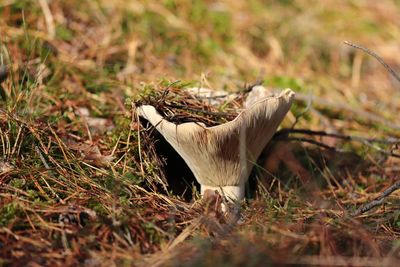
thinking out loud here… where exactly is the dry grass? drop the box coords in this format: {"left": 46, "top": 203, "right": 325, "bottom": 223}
{"left": 0, "top": 0, "right": 400, "bottom": 266}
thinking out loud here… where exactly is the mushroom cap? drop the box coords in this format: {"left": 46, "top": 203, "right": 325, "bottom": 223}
{"left": 137, "top": 88, "right": 295, "bottom": 189}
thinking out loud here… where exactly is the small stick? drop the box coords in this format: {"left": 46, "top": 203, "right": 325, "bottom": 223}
{"left": 35, "top": 146, "right": 50, "bottom": 170}
{"left": 276, "top": 128, "right": 400, "bottom": 145}
{"left": 274, "top": 128, "right": 400, "bottom": 158}
{"left": 344, "top": 41, "right": 400, "bottom": 83}
{"left": 352, "top": 180, "right": 400, "bottom": 216}
{"left": 283, "top": 137, "right": 340, "bottom": 151}
{"left": 295, "top": 93, "right": 400, "bottom": 130}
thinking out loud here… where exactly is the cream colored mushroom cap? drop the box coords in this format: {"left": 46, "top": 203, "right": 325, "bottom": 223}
{"left": 137, "top": 88, "right": 294, "bottom": 193}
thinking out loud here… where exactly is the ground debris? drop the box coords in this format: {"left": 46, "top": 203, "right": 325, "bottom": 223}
{"left": 135, "top": 83, "right": 242, "bottom": 126}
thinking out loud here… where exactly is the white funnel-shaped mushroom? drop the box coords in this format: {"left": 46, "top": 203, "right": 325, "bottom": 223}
{"left": 137, "top": 88, "right": 295, "bottom": 201}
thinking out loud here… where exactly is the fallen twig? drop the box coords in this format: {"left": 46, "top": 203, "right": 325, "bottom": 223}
{"left": 274, "top": 128, "right": 400, "bottom": 158}
{"left": 278, "top": 136, "right": 340, "bottom": 151}
{"left": 352, "top": 179, "right": 400, "bottom": 216}
{"left": 276, "top": 128, "right": 400, "bottom": 145}
{"left": 294, "top": 93, "right": 400, "bottom": 131}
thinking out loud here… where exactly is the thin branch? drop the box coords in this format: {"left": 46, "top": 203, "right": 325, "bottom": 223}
{"left": 362, "top": 141, "right": 400, "bottom": 158}
{"left": 35, "top": 145, "right": 51, "bottom": 170}
{"left": 276, "top": 128, "right": 400, "bottom": 145}
{"left": 294, "top": 93, "right": 400, "bottom": 130}
{"left": 352, "top": 180, "right": 400, "bottom": 216}
{"left": 344, "top": 41, "right": 400, "bottom": 83}
{"left": 281, "top": 137, "right": 341, "bottom": 151}
{"left": 274, "top": 128, "right": 400, "bottom": 158}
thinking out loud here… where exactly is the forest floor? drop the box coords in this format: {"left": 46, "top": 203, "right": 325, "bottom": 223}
{"left": 0, "top": 1, "right": 399, "bottom": 266}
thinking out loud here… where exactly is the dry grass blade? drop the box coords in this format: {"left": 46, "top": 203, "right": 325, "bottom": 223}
{"left": 344, "top": 41, "right": 400, "bottom": 84}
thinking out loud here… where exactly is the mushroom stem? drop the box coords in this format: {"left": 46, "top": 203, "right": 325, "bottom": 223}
{"left": 201, "top": 184, "right": 245, "bottom": 201}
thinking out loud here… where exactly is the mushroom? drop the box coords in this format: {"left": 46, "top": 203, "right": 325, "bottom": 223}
{"left": 137, "top": 88, "right": 295, "bottom": 202}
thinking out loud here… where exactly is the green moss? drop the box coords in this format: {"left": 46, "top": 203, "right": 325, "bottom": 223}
{"left": 190, "top": 0, "right": 207, "bottom": 23}
{"left": 55, "top": 25, "right": 73, "bottom": 41}
{"left": 122, "top": 172, "right": 142, "bottom": 185}
{"left": 210, "top": 10, "right": 233, "bottom": 43}
{"left": 87, "top": 199, "right": 108, "bottom": 216}
{"left": 9, "top": 178, "right": 26, "bottom": 189}
{"left": 0, "top": 202, "right": 23, "bottom": 227}
{"left": 195, "top": 38, "right": 220, "bottom": 61}
{"left": 142, "top": 221, "right": 164, "bottom": 245}
{"left": 265, "top": 76, "right": 306, "bottom": 92}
